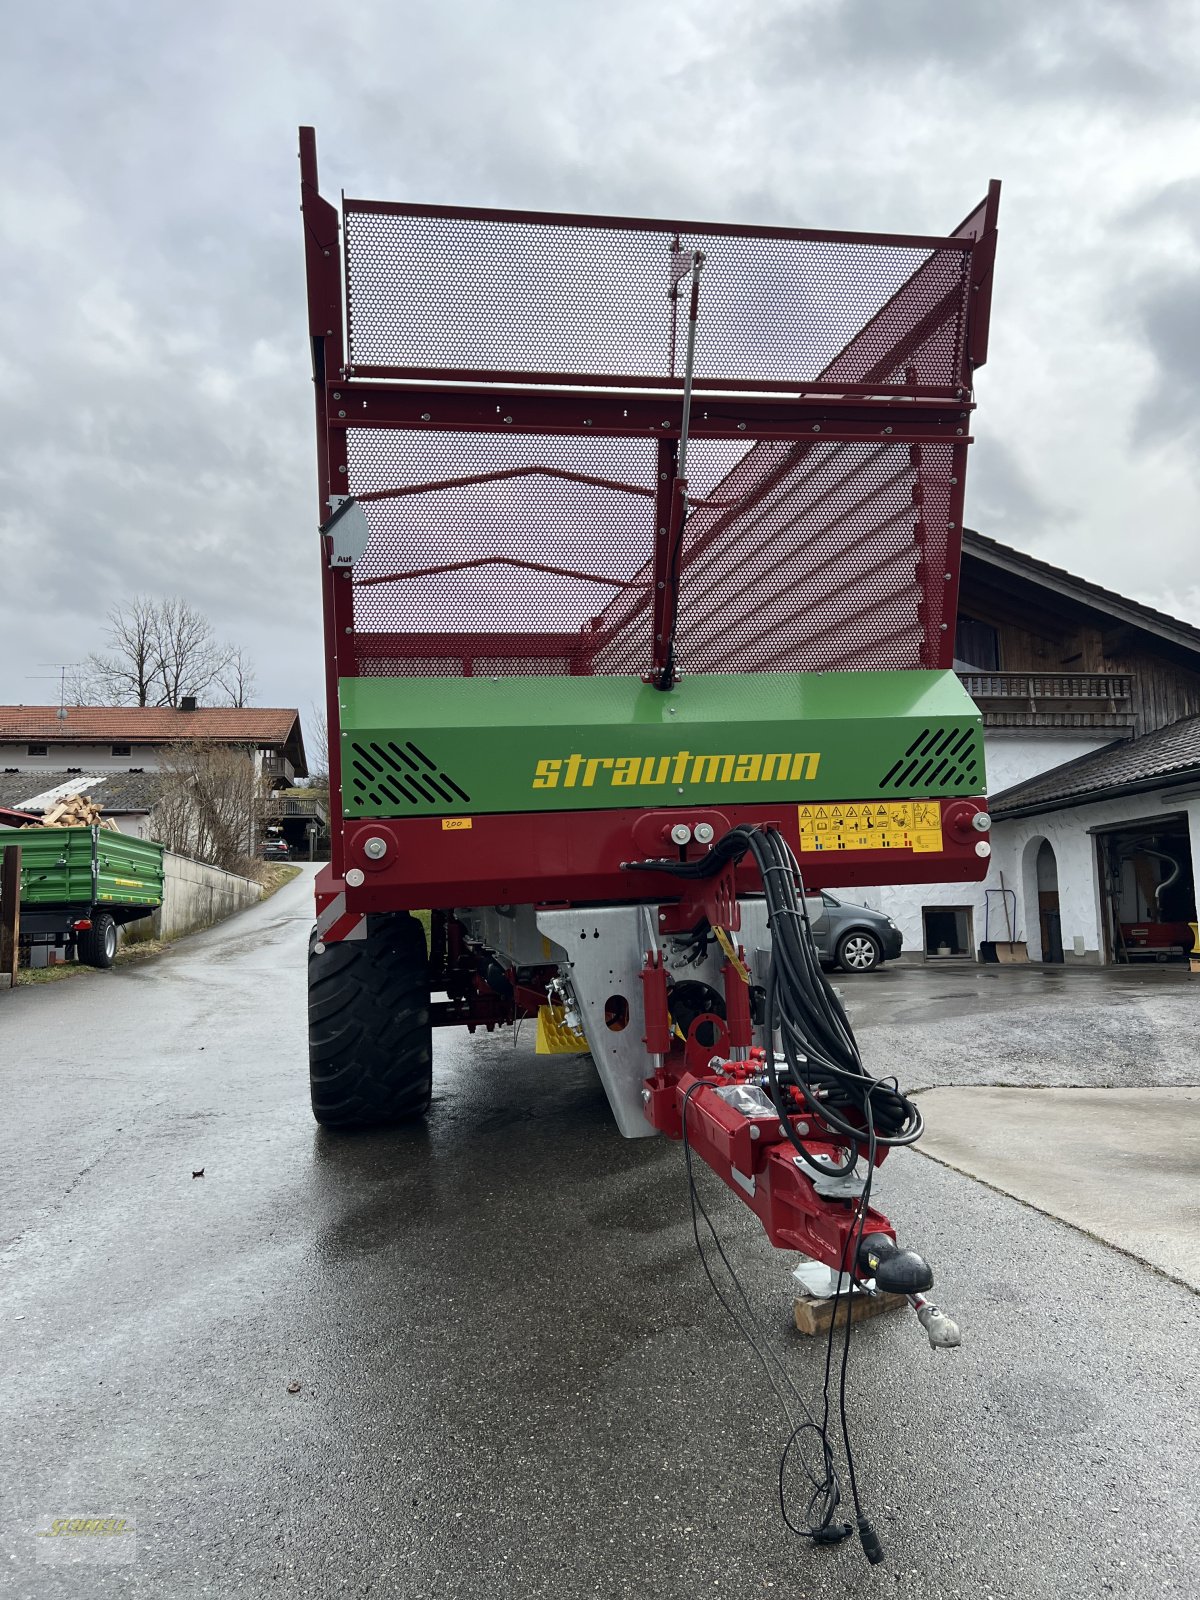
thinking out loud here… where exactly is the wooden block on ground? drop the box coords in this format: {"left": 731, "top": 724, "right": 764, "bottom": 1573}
{"left": 793, "top": 1290, "right": 908, "bottom": 1337}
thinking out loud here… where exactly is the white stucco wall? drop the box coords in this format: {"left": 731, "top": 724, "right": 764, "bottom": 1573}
{"left": 843, "top": 787, "right": 1197, "bottom": 964}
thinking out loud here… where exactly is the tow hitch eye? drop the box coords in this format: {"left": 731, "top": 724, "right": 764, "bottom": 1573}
{"left": 857, "top": 1232, "right": 961, "bottom": 1349}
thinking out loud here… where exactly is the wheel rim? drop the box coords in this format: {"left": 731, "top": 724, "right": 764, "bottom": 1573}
{"left": 842, "top": 935, "right": 877, "bottom": 970}
{"left": 105, "top": 924, "right": 117, "bottom": 960}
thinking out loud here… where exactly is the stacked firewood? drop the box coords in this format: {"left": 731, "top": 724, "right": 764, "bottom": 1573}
{"left": 36, "top": 796, "right": 120, "bottom": 831}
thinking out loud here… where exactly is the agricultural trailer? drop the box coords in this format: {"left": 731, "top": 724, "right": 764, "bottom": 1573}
{"left": 4, "top": 824, "right": 164, "bottom": 968}
{"left": 300, "top": 128, "right": 999, "bottom": 1560}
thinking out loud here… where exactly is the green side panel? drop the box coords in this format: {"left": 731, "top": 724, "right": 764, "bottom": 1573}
{"left": 339, "top": 671, "right": 985, "bottom": 818}
{"left": 11, "top": 826, "right": 164, "bottom": 908}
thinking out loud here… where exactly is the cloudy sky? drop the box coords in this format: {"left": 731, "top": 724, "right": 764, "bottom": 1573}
{"left": 2, "top": 0, "right": 1198, "bottom": 726}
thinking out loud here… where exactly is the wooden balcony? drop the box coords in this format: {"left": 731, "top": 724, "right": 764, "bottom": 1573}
{"left": 958, "top": 672, "right": 1136, "bottom": 731}
{"left": 262, "top": 790, "right": 329, "bottom": 826}
{"left": 260, "top": 752, "right": 296, "bottom": 785}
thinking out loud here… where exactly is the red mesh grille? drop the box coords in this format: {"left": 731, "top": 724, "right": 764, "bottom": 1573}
{"left": 343, "top": 203, "right": 972, "bottom": 396}
{"left": 345, "top": 424, "right": 953, "bottom": 677}
{"left": 594, "top": 439, "right": 956, "bottom": 674}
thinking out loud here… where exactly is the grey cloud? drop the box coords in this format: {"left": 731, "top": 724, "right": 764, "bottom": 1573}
{"left": 748, "top": 0, "right": 1192, "bottom": 112}
{"left": 1131, "top": 271, "right": 1200, "bottom": 451}
{"left": 964, "top": 438, "right": 1073, "bottom": 547}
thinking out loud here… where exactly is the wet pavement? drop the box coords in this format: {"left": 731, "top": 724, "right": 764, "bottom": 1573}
{"left": 2, "top": 870, "right": 1199, "bottom": 1598}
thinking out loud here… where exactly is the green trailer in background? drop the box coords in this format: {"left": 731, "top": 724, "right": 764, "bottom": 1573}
{"left": 4, "top": 825, "right": 164, "bottom": 968}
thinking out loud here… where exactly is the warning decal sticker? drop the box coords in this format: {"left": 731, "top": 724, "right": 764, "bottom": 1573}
{"left": 797, "top": 801, "right": 943, "bottom": 855}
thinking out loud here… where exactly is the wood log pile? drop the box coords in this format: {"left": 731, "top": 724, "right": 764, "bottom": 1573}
{"left": 35, "top": 795, "right": 120, "bottom": 831}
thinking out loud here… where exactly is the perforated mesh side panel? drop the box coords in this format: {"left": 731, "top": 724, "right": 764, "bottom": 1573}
{"left": 593, "top": 439, "right": 957, "bottom": 675}
{"left": 345, "top": 423, "right": 957, "bottom": 677}
{"left": 346, "top": 429, "right": 658, "bottom": 676}
{"left": 343, "top": 206, "right": 972, "bottom": 395}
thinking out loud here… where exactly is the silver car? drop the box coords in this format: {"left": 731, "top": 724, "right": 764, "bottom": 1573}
{"left": 805, "top": 891, "right": 903, "bottom": 973}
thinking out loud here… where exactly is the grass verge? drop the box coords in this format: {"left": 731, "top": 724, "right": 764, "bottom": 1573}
{"left": 16, "top": 864, "right": 304, "bottom": 985}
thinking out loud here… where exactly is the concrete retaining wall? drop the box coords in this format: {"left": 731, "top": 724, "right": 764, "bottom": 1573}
{"left": 125, "top": 853, "right": 264, "bottom": 943}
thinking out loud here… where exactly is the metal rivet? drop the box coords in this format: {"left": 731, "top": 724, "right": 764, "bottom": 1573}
{"left": 945, "top": 571, "right": 953, "bottom": 580}
{"left": 662, "top": 420, "right": 670, "bottom": 428}
{"left": 667, "top": 706, "right": 676, "bottom": 715}
{"left": 940, "top": 622, "right": 949, "bottom": 631}
{"left": 657, "top": 581, "right": 665, "bottom": 590}
{"left": 503, "top": 416, "right": 513, "bottom": 424}
{"left": 337, "top": 410, "right": 345, "bottom": 418}
{"left": 955, "top": 429, "right": 963, "bottom": 435}
{"left": 737, "top": 421, "right": 747, "bottom": 430}
{"left": 338, "top": 465, "right": 346, "bottom": 473}
{"left": 812, "top": 424, "right": 821, "bottom": 432}
{"left": 345, "top": 627, "right": 353, "bottom": 634}
{"left": 749, "top": 1125, "right": 760, "bottom": 1140}
{"left": 420, "top": 412, "right": 431, "bottom": 422}
{"left": 883, "top": 426, "right": 892, "bottom": 434}
{"left": 332, "top": 392, "right": 341, "bottom": 400}
{"left": 583, "top": 419, "right": 593, "bottom": 426}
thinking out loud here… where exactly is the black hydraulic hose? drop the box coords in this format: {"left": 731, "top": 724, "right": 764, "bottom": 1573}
{"left": 628, "top": 824, "right": 923, "bottom": 1151}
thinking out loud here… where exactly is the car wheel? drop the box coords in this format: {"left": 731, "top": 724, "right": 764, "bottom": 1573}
{"left": 836, "top": 930, "right": 882, "bottom": 974}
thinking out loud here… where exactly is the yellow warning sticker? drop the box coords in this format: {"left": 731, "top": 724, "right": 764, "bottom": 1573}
{"left": 797, "top": 801, "right": 942, "bottom": 856}
{"left": 441, "top": 818, "right": 473, "bottom": 831}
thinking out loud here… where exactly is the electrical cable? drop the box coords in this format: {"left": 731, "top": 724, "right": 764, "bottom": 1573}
{"left": 647, "top": 824, "right": 904, "bottom": 1562}
{"left": 681, "top": 1082, "right": 850, "bottom": 1542}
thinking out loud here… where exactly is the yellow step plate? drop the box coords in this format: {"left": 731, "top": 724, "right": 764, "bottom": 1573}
{"left": 535, "top": 1005, "right": 589, "bottom": 1055}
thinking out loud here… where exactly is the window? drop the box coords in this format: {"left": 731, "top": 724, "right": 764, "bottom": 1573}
{"left": 27, "top": 743, "right": 48, "bottom": 756}
{"left": 111, "top": 744, "right": 131, "bottom": 756}
{"left": 954, "top": 616, "right": 1000, "bottom": 672}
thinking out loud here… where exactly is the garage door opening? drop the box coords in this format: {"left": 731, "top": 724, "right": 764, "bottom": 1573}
{"left": 1096, "top": 815, "right": 1197, "bottom": 964}
{"left": 923, "top": 906, "right": 974, "bottom": 959}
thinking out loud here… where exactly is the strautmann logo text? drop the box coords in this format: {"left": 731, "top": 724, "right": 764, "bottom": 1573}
{"left": 532, "top": 751, "right": 821, "bottom": 789}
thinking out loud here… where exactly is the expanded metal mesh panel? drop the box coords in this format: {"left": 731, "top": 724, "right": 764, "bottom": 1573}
{"left": 346, "top": 429, "right": 656, "bottom": 675}
{"left": 593, "top": 439, "right": 957, "bottom": 675}
{"left": 343, "top": 204, "right": 972, "bottom": 394}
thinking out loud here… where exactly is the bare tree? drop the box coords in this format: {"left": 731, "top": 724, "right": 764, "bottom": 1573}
{"left": 307, "top": 700, "right": 329, "bottom": 785}
{"left": 80, "top": 596, "right": 253, "bottom": 708}
{"left": 217, "top": 646, "right": 256, "bottom": 708}
{"left": 86, "top": 596, "right": 160, "bottom": 706}
{"left": 150, "top": 597, "right": 231, "bottom": 707}
{"left": 152, "top": 742, "right": 268, "bottom": 875}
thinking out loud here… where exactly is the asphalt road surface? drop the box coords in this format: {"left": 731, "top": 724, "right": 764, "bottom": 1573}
{"left": 2, "top": 869, "right": 1198, "bottom": 1598}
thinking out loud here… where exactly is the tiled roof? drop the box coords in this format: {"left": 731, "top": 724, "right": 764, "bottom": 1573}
{"left": 0, "top": 770, "right": 166, "bottom": 815}
{"left": 990, "top": 714, "right": 1200, "bottom": 819}
{"left": 0, "top": 705, "right": 300, "bottom": 746}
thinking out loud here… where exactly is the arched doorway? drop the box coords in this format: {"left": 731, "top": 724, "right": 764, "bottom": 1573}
{"left": 1036, "top": 840, "right": 1063, "bottom": 963}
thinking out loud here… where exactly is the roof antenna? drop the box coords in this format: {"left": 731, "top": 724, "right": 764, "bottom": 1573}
{"left": 26, "top": 664, "right": 84, "bottom": 719}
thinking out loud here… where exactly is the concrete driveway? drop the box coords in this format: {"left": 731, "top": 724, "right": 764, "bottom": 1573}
{"left": 2, "top": 877, "right": 1198, "bottom": 1598}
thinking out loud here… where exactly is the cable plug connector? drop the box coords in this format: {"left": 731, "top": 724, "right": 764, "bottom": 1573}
{"left": 812, "top": 1521, "right": 853, "bottom": 1546}
{"left": 857, "top": 1515, "right": 885, "bottom": 1565}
